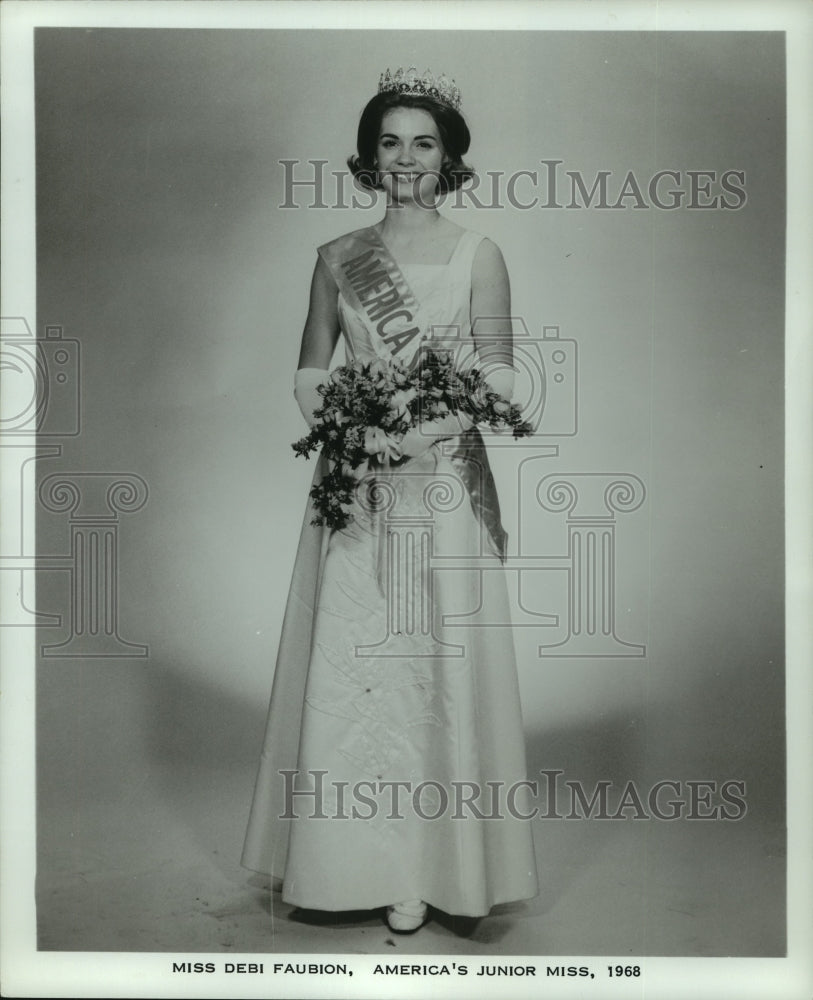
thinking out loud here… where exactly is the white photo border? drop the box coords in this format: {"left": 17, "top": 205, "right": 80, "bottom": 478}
{"left": 1, "top": 1, "right": 811, "bottom": 998}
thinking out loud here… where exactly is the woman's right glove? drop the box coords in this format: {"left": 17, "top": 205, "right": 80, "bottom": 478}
{"left": 293, "top": 367, "right": 329, "bottom": 428}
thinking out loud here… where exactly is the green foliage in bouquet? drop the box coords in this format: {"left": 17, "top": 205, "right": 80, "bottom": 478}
{"left": 292, "top": 351, "right": 533, "bottom": 529}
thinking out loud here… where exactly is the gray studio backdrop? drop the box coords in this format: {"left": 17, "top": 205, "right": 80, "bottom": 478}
{"left": 34, "top": 29, "right": 784, "bottom": 953}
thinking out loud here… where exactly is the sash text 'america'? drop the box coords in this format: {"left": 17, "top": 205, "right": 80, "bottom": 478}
{"left": 341, "top": 249, "right": 421, "bottom": 355}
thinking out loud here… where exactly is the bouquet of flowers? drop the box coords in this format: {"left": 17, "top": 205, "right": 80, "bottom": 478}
{"left": 292, "top": 350, "right": 533, "bottom": 529}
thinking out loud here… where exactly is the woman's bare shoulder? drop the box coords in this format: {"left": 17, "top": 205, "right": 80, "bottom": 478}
{"left": 443, "top": 221, "right": 504, "bottom": 259}
{"left": 471, "top": 233, "right": 507, "bottom": 272}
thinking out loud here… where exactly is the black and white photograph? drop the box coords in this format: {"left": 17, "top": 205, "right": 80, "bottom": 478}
{"left": 1, "top": 2, "right": 811, "bottom": 998}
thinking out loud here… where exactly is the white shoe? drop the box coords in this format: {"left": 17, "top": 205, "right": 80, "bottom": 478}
{"left": 386, "top": 899, "right": 428, "bottom": 933}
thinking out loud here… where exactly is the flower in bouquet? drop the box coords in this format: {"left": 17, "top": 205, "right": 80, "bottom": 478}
{"left": 363, "top": 426, "right": 403, "bottom": 464}
{"left": 292, "top": 351, "right": 533, "bottom": 529}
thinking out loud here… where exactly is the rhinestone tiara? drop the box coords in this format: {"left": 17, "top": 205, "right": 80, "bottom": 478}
{"left": 378, "top": 67, "right": 462, "bottom": 112}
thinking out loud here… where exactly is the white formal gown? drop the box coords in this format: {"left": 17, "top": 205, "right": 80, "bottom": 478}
{"left": 241, "top": 227, "right": 539, "bottom": 917}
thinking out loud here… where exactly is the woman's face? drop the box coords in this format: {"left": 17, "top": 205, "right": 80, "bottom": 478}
{"left": 375, "top": 107, "right": 446, "bottom": 204}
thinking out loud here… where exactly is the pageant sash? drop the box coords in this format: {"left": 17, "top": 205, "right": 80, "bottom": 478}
{"left": 447, "top": 427, "right": 509, "bottom": 564}
{"left": 318, "top": 227, "right": 430, "bottom": 363}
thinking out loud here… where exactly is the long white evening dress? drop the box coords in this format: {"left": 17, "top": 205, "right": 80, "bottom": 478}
{"left": 241, "top": 226, "right": 539, "bottom": 917}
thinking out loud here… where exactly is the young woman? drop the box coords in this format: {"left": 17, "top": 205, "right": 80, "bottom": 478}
{"left": 242, "top": 68, "right": 538, "bottom": 934}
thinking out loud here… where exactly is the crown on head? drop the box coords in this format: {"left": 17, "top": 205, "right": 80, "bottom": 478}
{"left": 378, "top": 66, "right": 462, "bottom": 112}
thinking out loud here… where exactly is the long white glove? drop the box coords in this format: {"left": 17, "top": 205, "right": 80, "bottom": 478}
{"left": 293, "top": 367, "right": 329, "bottom": 428}
{"left": 482, "top": 362, "right": 516, "bottom": 402}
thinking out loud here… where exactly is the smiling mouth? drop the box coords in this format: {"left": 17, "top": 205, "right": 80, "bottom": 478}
{"left": 390, "top": 172, "right": 422, "bottom": 180}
